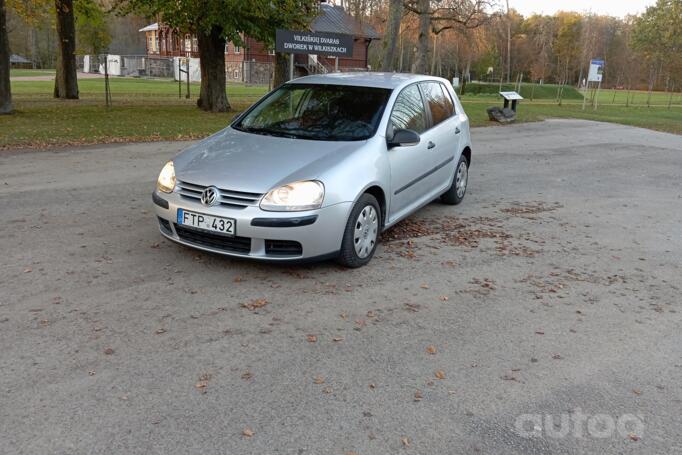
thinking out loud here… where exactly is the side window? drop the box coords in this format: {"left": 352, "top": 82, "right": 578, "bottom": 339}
{"left": 389, "top": 85, "right": 427, "bottom": 135}
{"left": 440, "top": 83, "right": 455, "bottom": 115}
{"left": 420, "top": 81, "right": 453, "bottom": 126}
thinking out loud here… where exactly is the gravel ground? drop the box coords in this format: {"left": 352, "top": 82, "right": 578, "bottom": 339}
{"left": 1, "top": 119, "right": 681, "bottom": 455}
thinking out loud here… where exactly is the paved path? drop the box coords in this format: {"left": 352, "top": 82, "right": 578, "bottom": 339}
{"left": 1, "top": 120, "right": 681, "bottom": 454}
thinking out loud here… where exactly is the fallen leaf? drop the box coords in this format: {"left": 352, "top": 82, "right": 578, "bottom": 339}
{"left": 241, "top": 370, "right": 252, "bottom": 381}
{"left": 103, "top": 347, "right": 115, "bottom": 355}
{"left": 426, "top": 345, "right": 437, "bottom": 355}
{"left": 322, "top": 386, "right": 333, "bottom": 394}
{"left": 155, "top": 328, "right": 166, "bottom": 335}
{"left": 23, "top": 268, "right": 32, "bottom": 273}
{"left": 435, "top": 370, "right": 446, "bottom": 380}
{"left": 313, "top": 376, "right": 325, "bottom": 384}
{"left": 629, "top": 433, "right": 640, "bottom": 441}
{"left": 332, "top": 336, "right": 344, "bottom": 342}
{"left": 401, "top": 437, "right": 410, "bottom": 447}
{"left": 420, "top": 283, "right": 429, "bottom": 289}
{"left": 439, "top": 295, "right": 449, "bottom": 301}
{"left": 242, "top": 427, "right": 254, "bottom": 437}
{"left": 414, "top": 390, "right": 423, "bottom": 401}
{"left": 234, "top": 276, "right": 243, "bottom": 283}
{"left": 307, "top": 334, "right": 317, "bottom": 343}
{"left": 368, "top": 383, "right": 376, "bottom": 389}
{"left": 241, "top": 299, "right": 269, "bottom": 311}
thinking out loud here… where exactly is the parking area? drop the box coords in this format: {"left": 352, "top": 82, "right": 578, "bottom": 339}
{"left": 1, "top": 119, "right": 681, "bottom": 454}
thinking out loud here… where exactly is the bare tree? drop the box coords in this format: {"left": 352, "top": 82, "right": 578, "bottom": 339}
{"left": 404, "top": 0, "right": 497, "bottom": 74}
{"left": 505, "top": 0, "right": 510, "bottom": 82}
{"left": 381, "top": 0, "right": 403, "bottom": 71}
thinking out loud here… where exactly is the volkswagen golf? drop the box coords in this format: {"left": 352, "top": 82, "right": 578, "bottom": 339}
{"left": 153, "top": 73, "right": 472, "bottom": 267}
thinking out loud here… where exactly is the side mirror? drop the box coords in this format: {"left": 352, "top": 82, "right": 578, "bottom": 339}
{"left": 387, "top": 128, "right": 421, "bottom": 148}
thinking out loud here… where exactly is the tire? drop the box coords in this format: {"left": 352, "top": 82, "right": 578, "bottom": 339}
{"left": 441, "top": 154, "right": 469, "bottom": 205}
{"left": 337, "top": 193, "right": 381, "bottom": 268}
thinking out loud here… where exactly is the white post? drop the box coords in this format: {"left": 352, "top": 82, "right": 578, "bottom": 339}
{"left": 582, "top": 81, "right": 589, "bottom": 110}
{"left": 289, "top": 53, "right": 294, "bottom": 81}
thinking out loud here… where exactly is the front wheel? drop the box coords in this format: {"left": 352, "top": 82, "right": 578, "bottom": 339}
{"left": 441, "top": 155, "right": 469, "bottom": 205}
{"left": 337, "top": 194, "right": 381, "bottom": 268}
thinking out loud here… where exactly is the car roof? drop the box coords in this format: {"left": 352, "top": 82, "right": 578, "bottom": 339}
{"left": 289, "top": 72, "right": 447, "bottom": 90}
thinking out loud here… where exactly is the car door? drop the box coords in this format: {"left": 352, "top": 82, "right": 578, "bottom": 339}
{"left": 418, "top": 81, "right": 462, "bottom": 192}
{"left": 386, "top": 84, "right": 434, "bottom": 222}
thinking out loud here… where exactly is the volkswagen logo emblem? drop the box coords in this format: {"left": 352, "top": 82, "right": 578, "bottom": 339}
{"left": 200, "top": 186, "right": 220, "bottom": 207}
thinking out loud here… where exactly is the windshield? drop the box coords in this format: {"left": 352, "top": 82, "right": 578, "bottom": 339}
{"left": 233, "top": 83, "right": 392, "bottom": 141}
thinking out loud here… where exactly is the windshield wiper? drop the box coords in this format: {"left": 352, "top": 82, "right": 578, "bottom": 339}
{"left": 240, "top": 126, "right": 301, "bottom": 139}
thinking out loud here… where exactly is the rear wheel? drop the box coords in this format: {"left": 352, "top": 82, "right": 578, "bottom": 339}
{"left": 337, "top": 194, "right": 380, "bottom": 268}
{"left": 441, "top": 154, "right": 469, "bottom": 205}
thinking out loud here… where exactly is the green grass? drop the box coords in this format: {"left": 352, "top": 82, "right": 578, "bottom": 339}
{"left": 9, "top": 69, "right": 56, "bottom": 77}
{"left": 2, "top": 76, "right": 681, "bottom": 149}
{"left": 460, "top": 101, "right": 682, "bottom": 135}
{"left": 2, "top": 78, "right": 266, "bottom": 148}
{"left": 462, "top": 82, "right": 584, "bottom": 100}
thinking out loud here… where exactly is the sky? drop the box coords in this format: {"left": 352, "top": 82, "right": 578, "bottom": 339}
{"left": 510, "top": 0, "right": 655, "bottom": 18}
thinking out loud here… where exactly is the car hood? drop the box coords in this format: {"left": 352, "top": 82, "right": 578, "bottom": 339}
{"left": 173, "top": 127, "right": 363, "bottom": 194}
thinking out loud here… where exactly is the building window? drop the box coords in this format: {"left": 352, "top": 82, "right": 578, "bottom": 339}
{"left": 234, "top": 45, "right": 241, "bottom": 54}
{"left": 268, "top": 48, "right": 275, "bottom": 56}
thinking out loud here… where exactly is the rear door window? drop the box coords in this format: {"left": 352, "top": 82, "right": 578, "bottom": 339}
{"left": 420, "top": 81, "right": 454, "bottom": 127}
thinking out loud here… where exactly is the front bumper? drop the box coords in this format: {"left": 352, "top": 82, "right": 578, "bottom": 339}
{"left": 153, "top": 190, "right": 351, "bottom": 261}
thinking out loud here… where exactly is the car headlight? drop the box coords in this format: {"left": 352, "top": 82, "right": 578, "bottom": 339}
{"left": 260, "top": 180, "right": 325, "bottom": 212}
{"left": 156, "top": 161, "right": 176, "bottom": 193}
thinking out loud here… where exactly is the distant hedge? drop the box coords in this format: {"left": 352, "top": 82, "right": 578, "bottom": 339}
{"left": 459, "top": 82, "right": 584, "bottom": 100}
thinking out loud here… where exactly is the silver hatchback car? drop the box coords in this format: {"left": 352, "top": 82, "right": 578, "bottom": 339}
{"left": 153, "top": 73, "right": 472, "bottom": 267}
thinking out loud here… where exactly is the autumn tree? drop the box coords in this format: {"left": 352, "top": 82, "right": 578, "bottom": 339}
{"left": 0, "top": 0, "right": 11, "bottom": 114}
{"left": 632, "top": 0, "right": 682, "bottom": 97}
{"left": 75, "top": 0, "right": 111, "bottom": 55}
{"left": 117, "top": 0, "right": 317, "bottom": 112}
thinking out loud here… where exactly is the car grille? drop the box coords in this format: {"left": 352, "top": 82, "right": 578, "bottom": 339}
{"left": 176, "top": 180, "right": 263, "bottom": 209}
{"left": 265, "top": 239, "right": 303, "bottom": 256}
{"left": 174, "top": 224, "right": 252, "bottom": 254}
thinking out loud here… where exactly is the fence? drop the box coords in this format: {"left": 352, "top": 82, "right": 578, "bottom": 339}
{"left": 77, "top": 54, "right": 275, "bottom": 85}
{"left": 77, "top": 55, "right": 176, "bottom": 79}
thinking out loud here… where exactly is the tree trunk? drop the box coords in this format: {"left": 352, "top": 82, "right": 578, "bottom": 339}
{"left": 0, "top": 0, "right": 12, "bottom": 115}
{"left": 505, "top": 0, "right": 511, "bottom": 83}
{"left": 53, "top": 0, "right": 79, "bottom": 99}
{"left": 273, "top": 52, "right": 289, "bottom": 88}
{"left": 411, "top": 0, "right": 430, "bottom": 74}
{"left": 381, "top": 0, "right": 402, "bottom": 71}
{"left": 197, "top": 26, "right": 229, "bottom": 112}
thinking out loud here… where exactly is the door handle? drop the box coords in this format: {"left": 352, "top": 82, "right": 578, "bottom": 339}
{"left": 427, "top": 141, "right": 436, "bottom": 149}
{"left": 455, "top": 127, "right": 461, "bottom": 135}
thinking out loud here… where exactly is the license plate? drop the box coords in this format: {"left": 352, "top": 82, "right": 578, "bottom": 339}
{"left": 177, "top": 209, "right": 236, "bottom": 236}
